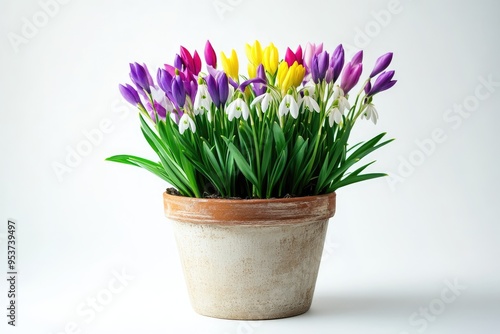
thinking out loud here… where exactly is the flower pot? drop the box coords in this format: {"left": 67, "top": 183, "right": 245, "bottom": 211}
{"left": 163, "top": 192, "right": 336, "bottom": 320}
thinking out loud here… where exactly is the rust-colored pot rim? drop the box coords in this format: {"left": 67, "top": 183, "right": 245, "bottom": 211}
{"left": 163, "top": 192, "right": 336, "bottom": 226}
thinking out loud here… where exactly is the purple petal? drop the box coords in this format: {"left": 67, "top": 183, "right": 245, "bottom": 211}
{"left": 364, "top": 79, "right": 372, "bottom": 94}
{"left": 368, "top": 70, "right": 397, "bottom": 96}
{"left": 172, "top": 76, "right": 186, "bottom": 107}
{"left": 370, "top": 52, "right": 393, "bottom": 78}
{"left": 174, "top": 54, "right": 184, "bottom": 71}
{"left": 206, "top": 74, "right": 220, "bottom": 107}
{"left": 129, "top": 63, "right": 151, "bottom": 94}
{"left": 239, "top": 77, "right": 266, "bottom": 92}
{"left": 119, "top": 84, "right": 140, "bottom": 105}
{"left": 157, "top": 69, "right": 174, "bottom": 101}
{"left": 330, "top": 44, "right": 344, "bottom": 83}
{"left": 154, "top": 101, "right": 167, "bottom": 119}
{"left": 217, "top": 72, "right": 229, "bottom": 106}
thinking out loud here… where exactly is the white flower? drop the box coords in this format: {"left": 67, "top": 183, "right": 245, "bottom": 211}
{"left": 226, "top": 98, "right": 250, "bottom": 121}
{"left": 301, "top": 95, "right": 320, "bottom": 113}
{"left": 178, "top": 114, "right": 196, "bottom": 134}
{"left": 250, "top": 93, "right": 272, "bottom": 113}
{"left": 338, "top": 96, "right": 350, "bottom": 113}
{"left": 193, "top": 84, "right": 212, "bottom": 115}
{"left": 333, "top": 85, "right": 350, "bottom": 113}
{"left": 328, "top": 107, "right": 343, "bottom": 127}
{"left": 362, "top": 103, "right": 379, "bottom": 124}
{"left": 299, "top": 86, "right": 319, "bottom": 112}
{"left": 279, "top": 95, "right": 299, "bottom": 118}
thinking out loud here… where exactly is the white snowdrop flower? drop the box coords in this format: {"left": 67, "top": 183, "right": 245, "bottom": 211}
{"left": 178, "top": 114, "right": 196, "bottom": 134}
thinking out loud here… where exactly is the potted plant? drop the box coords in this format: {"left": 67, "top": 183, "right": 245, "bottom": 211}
{"left": 107, "top": 40, "right": 396, "bottom": 320}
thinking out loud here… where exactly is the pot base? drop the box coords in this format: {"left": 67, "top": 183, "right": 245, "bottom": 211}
{"left": 172, "top": 219, "right": 329, "bottom": 320}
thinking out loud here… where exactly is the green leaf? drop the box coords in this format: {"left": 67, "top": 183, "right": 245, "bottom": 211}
{"left": 329, "top": 173, "right": 387, "bottom": 191}
{"left": 272, "top": 122, "right": 286, "bottom": 152}
{"left": 223, "top": 137, "right": 259, "bottom": 188}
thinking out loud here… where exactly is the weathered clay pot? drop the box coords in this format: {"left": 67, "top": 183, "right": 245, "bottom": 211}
{"left": 163, "top": 192, "right": 336, "bottom": 320}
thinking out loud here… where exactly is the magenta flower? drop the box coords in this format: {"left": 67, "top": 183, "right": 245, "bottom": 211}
{"left": 352, "top": 50, "right": 363, "bottom": 65}
{"left": 204, "top": 40, "right": 217, "bottom": 69}
{"left": 369, "top": 52, "right": 393, "bottom": 78}
{"left": 179, "top": 46, "right": 202, "bottom": 75}
{"left": 340, "top": 62, "right": 363, "bottom": 94}
{"left": 285, "top": 45, "right": 303, "bottom": 67}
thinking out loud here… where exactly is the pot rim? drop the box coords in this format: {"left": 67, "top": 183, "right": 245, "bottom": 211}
{"left": 163, "top": 191, "right": 336, "bottom": 226}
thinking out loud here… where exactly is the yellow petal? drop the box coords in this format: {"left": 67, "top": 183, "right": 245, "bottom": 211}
{"left": 263, "top": 43, "right": 279, "bottom": 75}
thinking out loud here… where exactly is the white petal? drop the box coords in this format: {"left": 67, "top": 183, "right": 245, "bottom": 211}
{"left": 328, "top": 111, "right": 335, "bottom": 127}
{"left": 333, "top": 108, "right": 342, "bottom": 124}
{"left": 279, "top": 97, "right": 289, "bottom": 116}
{"left": 289, "top": 97, "right": 299, "bottom": 118}
{"left": 188, "top": 116, "right": 196, "bottom": 133}
{"left": 178, "top": 114, "right": 189, "bottom": 134}
{"left": 261, "top": 94, "right": 271, "bottom": 112}
{"left": 240, "top": 100, "right": 250, "bottom": 120}
{"left": 338, "top": 96, "right": 350, "bottom": 113}
{"left": 250, "top": 94, "right": 265, "bottom": 108}
{"left": 309, "top": 97, "right": 320, "bottom": 113}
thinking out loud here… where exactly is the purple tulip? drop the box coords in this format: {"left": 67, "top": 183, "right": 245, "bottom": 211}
{"left": 311, "top": 51, "right": 329, "bottom": 84}
{"left": 369, "top": 52, "right": 393, "bottom": 78}
{"left": 157, "top": 69, "right": 174, "bottom": 101}
{"left": 253, "top": 64, "right": 267, "bottom": 96}
{"left": 367, "top": 70, "right": 397, "bottom": 96}
{"left": 340, "top": 62, "right": 363, "bottom": 94}
{"left": 206, "top": 74, "right": 220, "bottom": 107}
{"left": 206, "top": 72, "right": 230, "bottom": 108}
{"left": 364, "top": 79, "right": 372, "bottom": 94}
{"left": 154, "top": 101, "right": 167, "bottom": 119}
{"left": 184, "top": 78, "right": 198, "bottom": 104}
{"left": 174, "top": 54, "right": 184, "bottom": 71}
{"left": 119, "top": 84, "right": 141, "bottom": 105}
{"left": 217, "top": 72, "right": 229, "bottom": 106}
{"left": 172, "top": 75, "right": 186, "bottom": 107}
{"left": 330, "top": 44, "right": 344, "bottom": 83}
{"left": 129, "top": 63, "right": 151, "bottom": 94}
{"left": 145, "top": 101, "right": 167, "bottom": 121}
{"left": 143, "top": 64, "right": 154, "bottom": 87}
{"left": 204, "top": 40, "right": 217, "bottom": 68}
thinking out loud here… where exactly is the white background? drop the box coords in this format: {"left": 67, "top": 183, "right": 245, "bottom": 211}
{"left": 1, "top": 0, "right": 499, "bottom": 333}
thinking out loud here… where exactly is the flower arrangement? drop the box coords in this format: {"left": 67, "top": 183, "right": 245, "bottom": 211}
{"left": 107, "top": 40, "right": 396, "bottom": 198}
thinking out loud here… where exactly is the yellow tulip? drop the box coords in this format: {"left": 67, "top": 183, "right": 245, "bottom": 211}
{"left": 276, "top": 61, "right": 290, "bottom": 93}
{"left": 245, "top": 40, "right": 263, "bottom": 78}
{"left": 289, "top": 62, "right": 305, "bottom": 88}
{"left": 277, "top": 61, "right": 306, "bottom": 94}
{"left": 262, "top": 43, "right": 279, "bottom": 76}
{"left": 221, "top": 49, "right": 239, "bottom": 81}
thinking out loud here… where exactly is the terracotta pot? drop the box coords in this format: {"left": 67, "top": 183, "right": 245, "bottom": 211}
{"left": 163, "top": 192, "right": 336, "bottom": 320}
